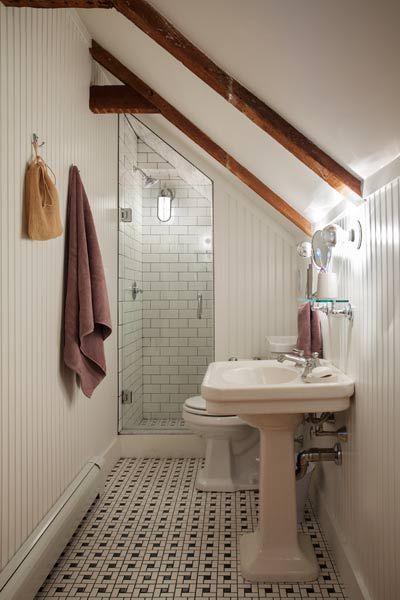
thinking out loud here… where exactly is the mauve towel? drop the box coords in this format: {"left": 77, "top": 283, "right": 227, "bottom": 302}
{"left": 63, "top": 166, "right": 112, "bottom": 398}
{"left": 297, "top": 302, "right": 322, "bottom": 358}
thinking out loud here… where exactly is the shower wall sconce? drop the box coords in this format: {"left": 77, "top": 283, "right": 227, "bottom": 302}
{"left": 157, "top": 187, "right": 174, "bottom": 222}
{"left": 322, "top": 221, "right": 362, "bottom": 249}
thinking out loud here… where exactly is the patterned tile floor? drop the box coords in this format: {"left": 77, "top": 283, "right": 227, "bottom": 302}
{"left": 122, "top": 418, "right": 188, "bottom": 433}
{"left": 36, "top": 458, "right": 348, "bottom": 600}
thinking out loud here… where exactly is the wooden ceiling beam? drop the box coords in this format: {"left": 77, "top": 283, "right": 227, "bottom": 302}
{"left": 0, "top": 1, "right": 112, "bottom": 7}
{"left": 113, "top": 0, "right": 363, "bottom": 198}
{"left": 2, "top": 0, "right": 362, "bottom": 197}
{"left": 90, "top": 40, "right": 312, "bottom": 235}
{"left": 90, "top": 85, "right": 160, "bottom": 113}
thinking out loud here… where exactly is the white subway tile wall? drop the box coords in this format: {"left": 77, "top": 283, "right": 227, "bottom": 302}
{"left": 118, "top": 117, "right": 213, "bottom": 427}
{"left": 140, "top": 145, "right": 213, "bottom": 420}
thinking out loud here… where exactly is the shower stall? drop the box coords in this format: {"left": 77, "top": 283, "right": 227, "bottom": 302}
{"left": 118, "top": 115, "right": 214, "bottom": 432}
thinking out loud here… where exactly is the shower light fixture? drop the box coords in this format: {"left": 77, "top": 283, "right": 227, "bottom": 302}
{"left": 322, "top": 221, "right": 362, "bottom": 249}
{"left": 157, "top": 187, "right": 174, "bottom": 222}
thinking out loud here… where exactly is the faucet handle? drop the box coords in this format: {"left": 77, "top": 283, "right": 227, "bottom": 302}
{"left": 311, "top": 352, "right": 321, "bottom": 366}
{"left": 292, "top": 348, "right": 304, "bottom": 357}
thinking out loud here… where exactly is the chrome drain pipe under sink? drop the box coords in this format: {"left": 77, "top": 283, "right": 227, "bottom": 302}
{"left": 296, "top": 443, "right": 342, "bottom": 480}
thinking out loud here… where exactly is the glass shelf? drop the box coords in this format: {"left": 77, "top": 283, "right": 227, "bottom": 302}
{"left": 298, "top": 298, "right": 349, "bottom": 303}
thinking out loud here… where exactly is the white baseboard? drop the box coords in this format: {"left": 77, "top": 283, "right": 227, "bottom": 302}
{"left": 93, "top": 436, "right": 120, "bottom": 494}
{"left": 0, "top": 462, "right": 102, "bottom": 600}
{"left": 310, "top": 486, "right": 372, "bottom": 600}
{"left": 0, "top": 437, "right": 120, "bottom": 600}
{"left": 96, "top": 436, "right": 121, "bottom": 481}
{"left": 120, "top": 433, "right": 205, "bottom": 458}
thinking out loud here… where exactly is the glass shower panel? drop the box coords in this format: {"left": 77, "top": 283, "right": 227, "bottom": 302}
{"left": 118, "top": 115, "right": 213, "bottom": 433}
{"left": 139, "top": 180, "right": 213, "bottom": 430}
{"left": 118, "top": 116, "right": 144, "bottom": 431}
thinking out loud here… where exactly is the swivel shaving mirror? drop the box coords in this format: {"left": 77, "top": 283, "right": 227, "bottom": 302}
{"left": 311, "top": 230, "right": 332, "bottom": 271}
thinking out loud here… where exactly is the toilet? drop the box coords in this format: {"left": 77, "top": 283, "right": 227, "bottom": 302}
{"left": 182, "top": 396, "right": 259, "bottom": 492}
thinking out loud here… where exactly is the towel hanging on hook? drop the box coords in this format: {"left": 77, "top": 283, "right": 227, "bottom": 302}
{"left": 25, "top": 133, "right": 63, "bottom": 240}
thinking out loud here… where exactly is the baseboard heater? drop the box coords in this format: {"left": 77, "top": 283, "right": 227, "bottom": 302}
{"left": 0, "top": 458, "right": 105, "bottom": 600}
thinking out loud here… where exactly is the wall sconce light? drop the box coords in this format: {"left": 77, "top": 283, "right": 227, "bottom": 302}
{"left": 157, "top": 188, "right": 174, "bottom": 222}
{"left": 322, "top": 220, "right": 362, "bottom": 249}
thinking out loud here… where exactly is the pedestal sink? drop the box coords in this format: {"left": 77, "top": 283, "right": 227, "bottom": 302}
{"left": 201, "top": 360, "right": 354, "bottom": 582}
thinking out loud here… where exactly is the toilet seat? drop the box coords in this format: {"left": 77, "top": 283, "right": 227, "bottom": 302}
{"left": 184, "top": 395, "right": 235, "bottom": 417}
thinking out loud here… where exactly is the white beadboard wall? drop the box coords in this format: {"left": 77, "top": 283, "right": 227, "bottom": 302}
{"left": 311, "top": 178, "right": 400, "bottom": 599}
{"left": 214, "top": 191, "right": 298, "bottom": 360}
{"left": 0, "top": 7, "right": 118, "bottom": 571}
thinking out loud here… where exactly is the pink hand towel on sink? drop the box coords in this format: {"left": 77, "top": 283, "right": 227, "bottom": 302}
{"left": 63, "top": 166, "right": 112, "bottom": 398}
{"left": 297, "top": 302, "right": 322, "bottom": 358}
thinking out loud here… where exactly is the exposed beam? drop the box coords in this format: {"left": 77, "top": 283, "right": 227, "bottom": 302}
{"left": 113, "top": 0, "right": 362, "bottom": 198}
{"left": 0, "top": 1, "right": 112, "bottom": 7}
{"left": 2, "top": 0, "right": 362, "bottom": 197}
{"left": 90, "top": 85, "right": 159, "bottom": 114}
{"left": 90, "top": 41, "right": 312, "bottom": 235}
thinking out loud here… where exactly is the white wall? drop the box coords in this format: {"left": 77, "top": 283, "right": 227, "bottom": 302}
{"left": 310, "top": 178, "right": 400, "bottom": 600}
{"left": 0, "top": 7, "right": 118, "bottom": 570}
{"left": 215, "top": 192, "right": 299, "bottom": 359}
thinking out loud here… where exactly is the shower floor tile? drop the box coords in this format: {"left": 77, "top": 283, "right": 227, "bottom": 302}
{"left": 35, "top": 459, "right": 348, "bottom": 600}
{"left": 122, "top": 417, "right": 188, "bottom": 432}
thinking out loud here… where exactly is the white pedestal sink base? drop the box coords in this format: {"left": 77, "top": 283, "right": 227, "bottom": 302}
{"left": 239, "top": 413, "right": 320, "bottom": 583}
{"left": 240, "top": 530, "right": 319, "bottom": 582}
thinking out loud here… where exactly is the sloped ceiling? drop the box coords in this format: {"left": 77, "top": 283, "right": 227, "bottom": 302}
{"left": 79, "top": 0, "right": 400, "bottom": 225}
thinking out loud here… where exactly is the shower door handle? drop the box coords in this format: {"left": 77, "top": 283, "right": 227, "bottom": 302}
{"left": 197, "top": 292, "right": 203, "bottom": 320}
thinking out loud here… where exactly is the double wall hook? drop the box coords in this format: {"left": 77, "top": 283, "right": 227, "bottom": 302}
{"left": 32, "top": 133, "right": 45, "bottom": 153}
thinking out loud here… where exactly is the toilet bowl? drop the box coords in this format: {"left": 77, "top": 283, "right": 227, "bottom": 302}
{"left": 183, "top": 396, "right": 259, "bottom": 492}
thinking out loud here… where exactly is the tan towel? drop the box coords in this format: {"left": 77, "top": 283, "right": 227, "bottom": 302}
{"left": 25, "top": 154, "right": 63, "bottom": 240}
{"left": 297, "top": 302, "right": 322, "bottom": 358}
{"left": 63, "top": 166, "right": 112, "bottom": 398}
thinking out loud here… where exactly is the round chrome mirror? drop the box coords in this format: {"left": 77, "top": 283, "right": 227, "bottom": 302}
{"left": 311, "top": 230, "right": 331, "bottom": 270}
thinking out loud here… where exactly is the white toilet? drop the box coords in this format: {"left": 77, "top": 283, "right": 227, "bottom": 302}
{"left": 182, "top": 396, "right": 259, "bottom": 492}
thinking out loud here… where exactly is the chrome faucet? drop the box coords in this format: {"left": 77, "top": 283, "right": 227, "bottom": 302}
{"left": 277, "top": 349, "right": 320, "bottom": 381}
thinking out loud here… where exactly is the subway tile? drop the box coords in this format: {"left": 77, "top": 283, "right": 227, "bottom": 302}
{"left": 169, "top": 263, "right": 188, "bottom": 272}
{"left": 159, "top": 253, "right": 178, "bottom": 263}
{"left": 178, "top": 272, "right": 198, "bottom": 282}
{"left": 160, "top": 328, "right": 179, "bottom": 338}
{"left": 160, "top": 272, "right": 179, "bottom": 281}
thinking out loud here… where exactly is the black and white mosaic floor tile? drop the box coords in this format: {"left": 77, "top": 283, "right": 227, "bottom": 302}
{"left": 35, "top": 458, "right": 348, "bottom": 599}
{"left": 122, "top": 418, "right": 187, "bottom": 432}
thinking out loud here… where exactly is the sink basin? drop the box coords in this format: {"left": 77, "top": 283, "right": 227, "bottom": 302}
{"left": 222, "top": 364, "right": 298, "bottom": 385}
{"left": 201, "top": 359, "right": 354, "bottom": 584}
{"left": 202, "top": 359, "right": 354, "bottom": 415}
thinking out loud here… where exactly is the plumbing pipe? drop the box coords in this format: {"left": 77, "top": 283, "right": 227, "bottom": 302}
{"left": 295, "top": 443, "right": 342, "bottom": 480}
{"left": 306, "top": 412, "right": 332, "bottom": 425}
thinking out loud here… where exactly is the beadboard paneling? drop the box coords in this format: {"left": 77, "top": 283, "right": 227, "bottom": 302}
{"left": 313, "top": 178, "right": 400, "bottom": 599}
{"left": 214, "top": 191, "right": 298, "bottom": 360}
{"left": 0, "top": 7, "right": 118, "bottom": 570}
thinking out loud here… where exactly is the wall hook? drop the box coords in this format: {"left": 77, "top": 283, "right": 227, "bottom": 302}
{"left": 32, "top": 133, "right": 45, "bottom": 148}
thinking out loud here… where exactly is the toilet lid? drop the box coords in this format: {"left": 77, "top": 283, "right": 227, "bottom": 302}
{"left": 184, "top": 396, "right": 235, "bottom": 417}
{"left": 185, "top": 396, "right": 206, "bottom": 411}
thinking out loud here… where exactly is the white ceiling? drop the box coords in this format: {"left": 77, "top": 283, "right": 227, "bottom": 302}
{"left": 79, "top": 0, "right": 400, "bottom": 225}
